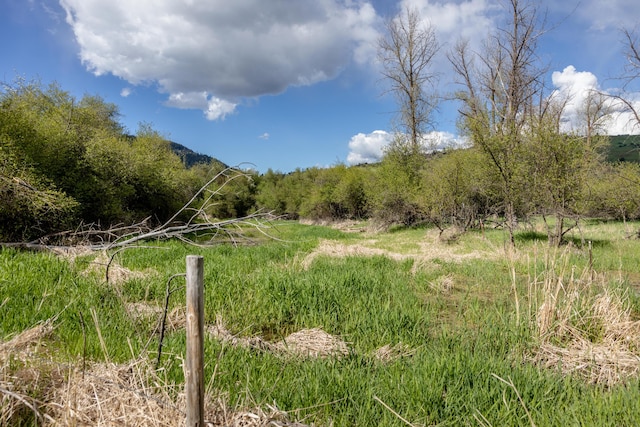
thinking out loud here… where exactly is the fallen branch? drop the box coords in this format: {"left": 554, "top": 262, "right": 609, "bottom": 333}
{"left": 2, "top": 167, "right": 280, "bottom": 251}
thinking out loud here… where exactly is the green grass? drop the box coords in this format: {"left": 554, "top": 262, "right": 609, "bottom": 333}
{"left": 2, "top": 220, "right": 640, "bottom": 425}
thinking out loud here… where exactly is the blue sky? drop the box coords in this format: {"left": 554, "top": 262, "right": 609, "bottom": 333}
{"left": 2, "top": 0, "right": 640, "bottom": 173}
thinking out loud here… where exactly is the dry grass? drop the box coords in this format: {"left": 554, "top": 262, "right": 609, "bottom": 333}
{"left": 51, "top": 246, "right": 95, "bottom": 263}
{"left": 527, "top": 250, "right": 640, "bottom": 387}
{"left": 1, "top": 321, "right": 310, "bottom": 426}
{"left": 207, "top": 316, "right": 350, "bottom": 359}
{"left": 1, "top": 321, "right": 60, "bottom": 425}
{"left": 83, "top": 251, "right": 154, "bottom": 285}
{"left": 125, "top": 302, "right": 164, "bottom": 321}
{"left": 301, "top": 237, "right": 494, "bottom": 272}
{"left": 372, "top": 343, "right": 417, "bottom": 362}
{"left": 428, "top": 273, "right": 455, "bottom": 294}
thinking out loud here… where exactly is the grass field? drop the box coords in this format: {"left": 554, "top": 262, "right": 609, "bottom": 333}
{"left": 1, "top": 220, "right": 640, "bottom": 426}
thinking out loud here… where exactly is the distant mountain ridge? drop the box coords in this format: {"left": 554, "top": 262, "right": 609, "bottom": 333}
{"left": 169, "top": 141, "right": 228, "bottom": 169}
{"left": 168, "top": 135, "right": 640, "bottom": 172}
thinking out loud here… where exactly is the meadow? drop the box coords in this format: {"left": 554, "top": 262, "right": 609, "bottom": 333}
{"left": 1, "top": 220, "right": 640, "bottom": 426}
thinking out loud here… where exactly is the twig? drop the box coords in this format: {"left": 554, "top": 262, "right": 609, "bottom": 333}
{"left": 79, "top": 311, "right": 87, "bottom": 380}
{"left": 156, "top": 273, "right": 186, "bottom": 369}
{"left": 0, "top": 386, "right": 56, "bottom": 424}
{"left": 373, "top": 395, "right": 418, "bottom": 427}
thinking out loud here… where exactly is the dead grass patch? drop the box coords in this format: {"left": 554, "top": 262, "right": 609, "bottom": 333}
{"left": 301, "top": 240, "right": 409, "bottom": 269}
{"left": 207, "top": 316, "right": 349, "bottom": 359}
{"left": 50, "top": 246, "right": 95, "bottom": 263}
{"left": 373, "top": 343, "right": 416, "bottom": 362}
{"left": 527, "top": 253, "right": 640, "bottom": 387}
{"left": 83, "top": 252, "right": 155, "bottom": 285}
{"left": 301, "top": 237, "right": 495, "bottom": 273}
{"left": 125, "top": 302, "right": 164, "bottom": 322}
{"left": 428, "top": 274, "right": 455, "bottom": 294}
{"left": 1, "top": 322, "right": 309, "bottom": 426}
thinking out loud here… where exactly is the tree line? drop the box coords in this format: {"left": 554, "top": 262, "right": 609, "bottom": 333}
{"left": 2, "top": 0, "right": 640, "bottom": 245}
{"left": 1, "top": 77, "right": 639, "bottom": 244}
{"left": 0, "top": 79, "right": 254, "bottom": 241}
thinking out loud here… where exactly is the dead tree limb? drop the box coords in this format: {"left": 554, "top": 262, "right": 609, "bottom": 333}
{"left": 2, "top": 167, "right": 279, "bottom": 251}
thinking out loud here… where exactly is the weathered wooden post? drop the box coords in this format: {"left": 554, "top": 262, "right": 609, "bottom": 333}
{"left": 185, "top": 255, "right": 204, "bottom": 426}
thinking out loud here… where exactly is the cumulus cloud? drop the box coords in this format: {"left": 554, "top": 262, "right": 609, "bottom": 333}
{"left": 59, "top": 0, "right": 380, "bottom": 119}
{"left": 120, "top": 87, "right": 132, "bottom": 97}
{"left": 347, "top": 130, "right": 392, "bottom": 165}
{"left": 422, "top": 131, "right": 470, "bottom": 150}
{"left": 346, "top": 130, "right": 468, "bottom": 165}
{"left": 551, "top": 65, "right": 640, "bottom": 135}
{"left": 401, "top": 0, "right": 497, "bottom": 40}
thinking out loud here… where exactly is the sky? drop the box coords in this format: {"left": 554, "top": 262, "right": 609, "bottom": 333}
{"left": 2, "top": 0, "right": 640, "bottom": 173}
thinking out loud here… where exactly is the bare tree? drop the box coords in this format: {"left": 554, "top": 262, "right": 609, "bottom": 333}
{"left": 449, "top": 0, "right": 547, "bottom": 244}
{"left": 580, "top": 89, "right": 613, "bottom": 149}
{"left": 617, "top": 28, "right": 640, "bottom": 129}
{"left": 378, "top": 7, "right": 439, "bottom": 151}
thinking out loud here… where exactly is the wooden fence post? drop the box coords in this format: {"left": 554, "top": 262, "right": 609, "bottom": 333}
{"left": 186, "top": 255, "right": 204, "bottom": 426}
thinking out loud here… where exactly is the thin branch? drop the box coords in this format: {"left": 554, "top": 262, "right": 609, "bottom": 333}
{"left": 373, "top": 395, "right": 418, "bottom": 427}
{"left": 156, "top": 273, "right": 186, "bottom": 369}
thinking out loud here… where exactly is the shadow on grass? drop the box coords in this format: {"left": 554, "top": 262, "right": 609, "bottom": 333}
{"left": 515, "top": 230, "right": 611, "bottom": 248}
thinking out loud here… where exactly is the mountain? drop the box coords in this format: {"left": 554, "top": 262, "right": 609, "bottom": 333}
{"left": 169, "top": 141, "right": 228, "bottom": 169}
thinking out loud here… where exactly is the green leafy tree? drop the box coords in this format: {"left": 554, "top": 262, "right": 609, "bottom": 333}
{"left": 450, "top": 0, "right": 547, "bottom": 244}
{"left": 367, "top": 136, "right": 426, "bottom": 227}
{"left": 255, "top": 169, "right": 288, "bottom": 215}
{"left": 420, "top": 148, "right": 493, "bottom": 233}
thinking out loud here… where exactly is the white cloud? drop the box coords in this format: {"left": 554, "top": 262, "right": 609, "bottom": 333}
{"left": 120, "top": 87, "right": 132, "bottom": 97}
{"left": 59, "top": 0, "right": 380, "bottom": 120}
{"left": 551, "top": 65, "right": 599, "bottom": 133}
{"left": 346, "top": 129, "right": 468, "bottom": 165}
{"left": 204, "top": 97, "right": 238, "bottom": 121}
{"left": 422, "top": 131, "right": 470, "bottom": 150}
{"left": 401, "top": 0, "right": 497, "bottom": 40}
{"left": 259, "top": 133, "right": 270, "bottom": 140}
{"left": 569, "top": 0, "right": 640, "bottom": 31}
{"left": 347, "top": 130, "right": 392, "bottom": 164}
{"left": 551, "top": 65, "right": 640, "bottom": 135}
{"left": 163, "top": 92, "right": 237, "bottom": 120}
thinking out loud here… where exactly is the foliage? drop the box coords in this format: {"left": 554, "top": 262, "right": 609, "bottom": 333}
{"left": 367, "top": 136, "right": 427, "bottom": 227}
{"left": 0, "top": 78, "right": 213, "bottom": 240}
{"left": 420, "top": 148, "right": 493, "bottom": 231}
{"left": 450, "top": 0, "right": 547, "bottom": 243}
{"left": 0, "top": 147, "right": 78, "bottom": 241}
{"left": 585, "top": 162, "right": 640, "bottom": 220}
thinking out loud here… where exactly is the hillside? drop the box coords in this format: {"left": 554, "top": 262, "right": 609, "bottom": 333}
{"left": 169, "top": 141, "right": 228, "bottom": 169}
{"left": 606, "top": 135, "right": 640, "bottom": 163}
